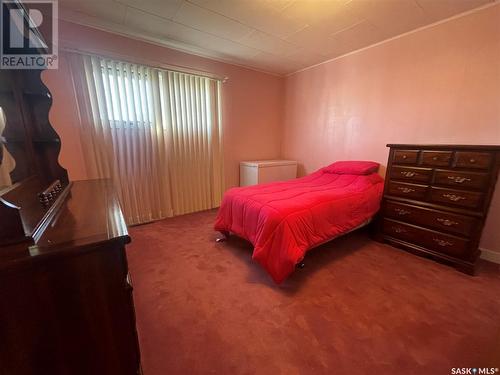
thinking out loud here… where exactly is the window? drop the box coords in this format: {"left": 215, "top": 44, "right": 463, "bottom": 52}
{"left": 98, "top": 62, "right": 154, "bottom": 127}
{"left": 71, "top": 53, "right": 223, "bottom": 224}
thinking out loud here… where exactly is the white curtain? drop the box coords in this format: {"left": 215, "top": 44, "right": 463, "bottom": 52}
{"left": 68, "top": 53, "right": 223, "bottom": 225}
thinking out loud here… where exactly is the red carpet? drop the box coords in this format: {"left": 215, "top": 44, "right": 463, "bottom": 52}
{"left": 127, "top": 209, "right": 500, "bottom": 375}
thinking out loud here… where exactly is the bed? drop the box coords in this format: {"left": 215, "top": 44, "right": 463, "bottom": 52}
{"left": 214, "top": 161, "right": 384, "bottom": 283}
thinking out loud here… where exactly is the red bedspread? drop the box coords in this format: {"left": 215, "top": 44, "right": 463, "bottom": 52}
{"left": 214, "top": 169, "right": 384, "bottom": 283}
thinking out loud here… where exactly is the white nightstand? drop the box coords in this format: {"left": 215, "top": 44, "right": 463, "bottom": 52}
{"left": 240, "top": 160, "right": 298, "bottom": 186}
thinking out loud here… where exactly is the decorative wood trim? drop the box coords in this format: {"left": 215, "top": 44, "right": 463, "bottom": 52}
{"left": 31, "top": 182, "right": 72, "bottom": 243}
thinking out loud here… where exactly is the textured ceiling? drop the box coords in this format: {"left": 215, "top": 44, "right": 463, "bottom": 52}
{"left": 59, "top": 0, "right": 495, "bottom": 75}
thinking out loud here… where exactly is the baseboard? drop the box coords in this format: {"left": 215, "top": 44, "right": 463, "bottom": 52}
{"left": 480, "top": 247, "right": 500, "bottom": 264}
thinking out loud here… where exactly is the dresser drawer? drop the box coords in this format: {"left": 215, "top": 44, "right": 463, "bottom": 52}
{"left": 421, "top": 151, "right": 452, "bottom": 167}
{"left": 387, "top": 182, "right": 427, "bottom": 200}
{"left": 454, "top": 151, "right": 492, "bottom": 170}
{"left": 384, "top": 201, "right": 478, "bottom": 237}
{"left": 381, "top": 144, "right": 500, "bottom": 274}
{"left": 434, "top": 170, "right": 489, "bottom": 190}
{"left": 428, "top": 187, "right": 483, "bottom": 209}
{"left": 383, "top": 219, "right": 469, "bottom": 257}
{"left": 393, "top": 150, "right": 419, "bottom": 164}
{"left": 390, "top": 166, "right": 432, "bottom": 183}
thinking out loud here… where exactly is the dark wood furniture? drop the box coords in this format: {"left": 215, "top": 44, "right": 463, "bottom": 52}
{"left": 377, "top": 144, "right": 500, "bottom": 274}
{"left": 0, "top": 69, "right": 141, "bottom": 374}
{"left": 0, "top": 180, "right": 141, "bottom": 375}
{"left": 0, "top": 70, "right": 67, "bottom": 186}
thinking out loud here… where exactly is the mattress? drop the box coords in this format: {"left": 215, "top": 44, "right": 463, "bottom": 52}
{"left": 214, "top": 168, "right": 384, "bottom": 283}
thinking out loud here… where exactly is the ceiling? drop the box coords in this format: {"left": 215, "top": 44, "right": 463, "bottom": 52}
{"left": 59, "top": 0, "right": 495, "bottom": 76}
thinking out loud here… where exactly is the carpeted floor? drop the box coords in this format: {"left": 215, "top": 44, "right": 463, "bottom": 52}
{"left": 127, "top": 209, "right": 500, "bottom": 375}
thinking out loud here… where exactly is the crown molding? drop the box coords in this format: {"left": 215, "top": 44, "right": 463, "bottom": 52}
{"left": 58, "top": 9, "right": 284, "bottom": 78}
{"left": 287, "top": 1, "right": 500, "bottom": 77}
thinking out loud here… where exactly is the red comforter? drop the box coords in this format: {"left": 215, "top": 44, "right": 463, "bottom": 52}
{"left": 214, "top": 168, "right": 384, "bottom": 283}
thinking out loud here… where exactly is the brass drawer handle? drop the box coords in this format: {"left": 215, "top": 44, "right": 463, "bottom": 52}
{"left": 397, "top": 187, "right": 415, "bottom": 193}
{"left": 447, "top": 176, "right": 471, "bottom": 184}
{"left": 392, "top": 226, "right": 407, "bottom": 234}
{"left": 401, "top": 171, "right": 417, "bottom": 177}
{"left": 432, "top": 156, "right": 438, "bottom": 161}
{"left": 442, "top": 193, "right": 466, "bottom": 202}
{"left": 469, "top": 158, "right": 476, "bottom": 163}
{"left": 433, "top": 238, "right": 453, "bottom": 247}
{"left": 402, "top": 155, "right": 408, "bottom": 159}
{"left": 394, "top": 208, "right": 411, "bottom": 216}
{"left": 436, "top": 218, "right": 458, "bottom": 226}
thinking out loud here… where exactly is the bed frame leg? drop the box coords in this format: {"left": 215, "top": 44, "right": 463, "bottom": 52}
{"left": 216, "top": 231, "right": 230, "bottom": 243}
{"left": 297, "top": 262, "right": 305, "bottom": 269}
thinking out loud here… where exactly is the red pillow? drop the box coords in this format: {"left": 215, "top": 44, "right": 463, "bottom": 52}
{"left": 323, "top": 161, "right": 379, "bottom": 175}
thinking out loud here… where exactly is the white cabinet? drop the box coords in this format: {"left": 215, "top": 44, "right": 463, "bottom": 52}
{"left": 240, "top": 160, "right": 297, "bottom": 187}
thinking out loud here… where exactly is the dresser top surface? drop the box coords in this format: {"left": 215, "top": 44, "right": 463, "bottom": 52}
{"left": 1, "top": 179, "right": 130, "bottom": 265}
{"left": 387, "top": 144, "right": 500, "bottom": 151}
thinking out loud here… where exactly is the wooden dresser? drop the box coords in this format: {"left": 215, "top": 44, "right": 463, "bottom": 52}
{"left": 0, "top": 180, "right": 142, "bottom": 375}
{"left": 0, "top": 67, "right": 141, "bottom": 374}
{"left": 378, "top": 144, "right": 500, "bottom": 274}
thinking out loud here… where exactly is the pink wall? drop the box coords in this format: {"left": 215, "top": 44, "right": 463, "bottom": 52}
{"left": 43, "top": 20, "right": 284, "bottom": 189}
{"left": 44, "top": 8, "right": 500, "bottom": 253}
{"left": 282, "top": 5, "right": 500, "bottom": 253}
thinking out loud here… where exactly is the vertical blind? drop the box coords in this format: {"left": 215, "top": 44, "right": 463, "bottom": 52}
{"left": 68, "top": 53, "right": 223, "bottom": 225}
